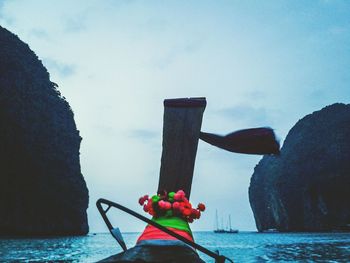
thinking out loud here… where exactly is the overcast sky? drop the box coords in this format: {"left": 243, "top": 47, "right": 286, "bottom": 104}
{"left": 1, "top": 0, "right": 349, "bottom": 233}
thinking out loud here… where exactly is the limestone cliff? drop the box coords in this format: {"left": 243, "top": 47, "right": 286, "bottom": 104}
{"left": 0, "top": 26, "right": 88, "bottom": 236}
{"left": 249, "top": 103, "right": 350, "bottom": 232}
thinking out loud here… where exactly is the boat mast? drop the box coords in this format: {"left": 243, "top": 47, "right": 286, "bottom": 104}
{"left": 229, "top": 214, "right": 232, "bottom": 231}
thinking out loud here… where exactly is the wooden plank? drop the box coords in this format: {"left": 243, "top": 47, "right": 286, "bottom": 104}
{"left": 157, "top": 98, "right": 206, "bottom": 199}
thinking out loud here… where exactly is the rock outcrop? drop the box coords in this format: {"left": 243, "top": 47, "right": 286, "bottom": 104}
{"left": 249, "top": 103, "right": 350, "bottom": 232}
{"left": 0, "top": 26, "right": 88, "bottom": 236}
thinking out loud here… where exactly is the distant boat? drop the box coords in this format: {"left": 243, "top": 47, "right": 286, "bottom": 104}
{"left": 263, "top": 228, "right": 278, "bottom": 233}
{"left": 214, "top": 210, "right": 239, "bottom": 234}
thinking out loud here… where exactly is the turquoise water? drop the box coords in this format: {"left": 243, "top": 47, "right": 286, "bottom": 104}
{"left": 1, "top": 232, "right": 350, "bottom": 262}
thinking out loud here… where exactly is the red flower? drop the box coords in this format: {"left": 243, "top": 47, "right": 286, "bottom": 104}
{"left": 197, "top": 203, "right": 205, "bottom": 212}
{"left": 190, "top": 209, "right": 196, "bottom": 217}
{"left": 183, "top": 208, "right": 191, "bottom": 217}
{"left": 179, "top": 205, "right": 185, "bottom": 213}
{"left": 173, "top": 202, "right": 180, "bottom": 210}
{"left": 139, "top": 197, "right": 146, "bottom": 205}
{"left": 158, "top": 200, "right": 166, "bottom": 209}
{"left": 138, "top": 190, "right": 205, "bottom": 223}
{"left": 164, "top": 201, "right": 171, "bottom": 210}
{"left": 174, "top": 190, "right": 186, "bottom": 201}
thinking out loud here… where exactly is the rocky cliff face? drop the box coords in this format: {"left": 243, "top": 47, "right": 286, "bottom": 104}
{"left": 249, "top": 103, "right": 350, "bottom": 232}
{"left": 0, "top": 26, "right": 88, "bottom": 236}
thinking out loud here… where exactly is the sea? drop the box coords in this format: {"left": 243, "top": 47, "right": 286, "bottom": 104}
{"left": 0, "top": 232, "right": 349, "bottom": 262}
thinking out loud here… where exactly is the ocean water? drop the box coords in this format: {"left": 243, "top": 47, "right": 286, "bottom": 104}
{"left": 0, "top": 232, "right": 349, "bottom": 262}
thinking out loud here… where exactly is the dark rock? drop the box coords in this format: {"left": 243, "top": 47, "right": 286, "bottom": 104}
{"left": 249, "top": 103, "right": 350, "bottom": 232}
{"left": 0, "top": 26, "right": 88, "bottom": 236}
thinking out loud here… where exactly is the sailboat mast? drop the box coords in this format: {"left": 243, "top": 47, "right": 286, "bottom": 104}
{"left": 215, "top": 209, "right": 219, "bottom": 230}
{"left": 229, "top": 214, "right": 232, "bottom": 230}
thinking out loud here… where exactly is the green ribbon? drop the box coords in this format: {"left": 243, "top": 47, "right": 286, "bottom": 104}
{"left": 151, "top": 216, "right": 192, "bottom": 236}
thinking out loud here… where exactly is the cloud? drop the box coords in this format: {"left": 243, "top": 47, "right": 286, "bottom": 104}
{"left": 92, "top": 125, "right": 117, "bottom": 137}
{"left": 42, "top": 58, "right": 76, "bottom": 78}
{"left": 29, "top": 29, "right": 50, "bottom": 40}
{"left": 217, "top": 105, "right": 274, "bottom": 127}
{"left": 63, "top": 15, "right": 86, "bottom": 33}
{"left": 0, "top": 0, "right": 14, "bottom": 25}
{"left": 150, "top": 38, "right": 202, "bottom": 69}
{"left": 128, "top": 129, "right": 159, "bottom": 141}
{"left": 244, "top": 90, "right": 267, "bottom": 101}
{"left": 61, "top": 6, "right": 92, "bottom": 34}
{"left": 308, "top": 89, "right": 327, "bottom": 101}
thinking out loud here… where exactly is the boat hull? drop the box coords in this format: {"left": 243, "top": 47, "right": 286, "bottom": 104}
{"left": 214, "top": 230, "right": 239, "bottom": 234}
{"left": 98, "top": 240, "right": 204, "bottom": 263}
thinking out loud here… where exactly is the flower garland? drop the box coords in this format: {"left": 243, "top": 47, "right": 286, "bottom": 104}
{"left": 139, "top": 190, "right": 205, "bottom": 223}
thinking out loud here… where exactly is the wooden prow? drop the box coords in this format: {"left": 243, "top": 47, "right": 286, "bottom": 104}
{"left": 157, "top": 98, "right": 206, "bottom": 199}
